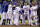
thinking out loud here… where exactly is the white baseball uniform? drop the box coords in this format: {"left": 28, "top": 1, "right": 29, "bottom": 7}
{"left": 23, "top": 5, "right": 30, "bottom": 24}
{"left": 7, "top": 4, "right": 13, "bottom": 25}
{"left": 13, "top": 6, "right": 21, "bottom": 25}
{"left": 30, "top": 5, "right": 38, "bottom": 25}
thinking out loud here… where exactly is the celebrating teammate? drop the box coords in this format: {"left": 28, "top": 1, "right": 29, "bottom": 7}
{"left": 23, "top": 2, "right": 30, "bottom": 25}
{"left": 30, "top": 3, "right": 38, "bottom": 25}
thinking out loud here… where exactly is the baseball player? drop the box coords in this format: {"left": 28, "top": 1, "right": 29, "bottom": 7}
{"left": 7, "top": 2, "right": 14, "bottom": 25}
{"left": 34, "top": 3, "right": 38, "bottom": 19}
{"left": 0, "top": 1, "right": 8, "bottom": 25}
{"left": 2, "top": 3, "right": 8, "bottom": 25}
{"left": 30, "top": 4, "right": 38, "bottom": 25}
{"left": 19, "top": 4, "right": 24, "bottom": 25}
{"left": 20, "top": 9, "right": 24, "bottom": 25}
{"left": 17, "top": 2, "right": 23, "bottom": 25}
{"left": 23, "top": 2, "right": 30, "bottom": 25}
{"left": 0, "top": 4, "right": 4, "bottom": 25}
{"left": 13, "top": 4, "right": 21, "bottom": 26}
{"left": 0, "top": 1, "right": 9, "bottom": 25}
{"left": 30, "top": 7, "right": 33, "bottom": 26}
{"left": 34, "top": 3, "right": 38, "bottom": 25}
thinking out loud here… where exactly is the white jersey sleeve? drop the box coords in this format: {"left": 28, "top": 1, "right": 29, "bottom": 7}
{"left": 8, "top": 4, "right": 12, "bottom": 12}
{"left": 30, "top": 7, "right": 33, "bottom": 15}
{"left": 23, "top": 5, "right": 29, "bottom": 11}
{"left": 14, "top": 7, "right": 21, "bottom": 13}
{"left": 15, "top": 7, "right": 21, "bottom": 11}
{"left": 23, "top": 6, "right": 25, "bottom": 10}
{"left": 34, "top": 5, "right": 38, "bottom": 10}
{"left": 8, "top": 4, "right": 12, "bottom": 9}
{"left": 26, "top": 5, "right": 30, "bottom": 10}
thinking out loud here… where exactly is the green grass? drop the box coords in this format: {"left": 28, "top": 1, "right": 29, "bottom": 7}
{"left": 11, "top": 20, "right": 34, "bottom": 24}
{"left": 12, "top": 20, "right": 29, "bottom": 24}
{"left": 12, "top": 20, "right": 34, "bottom": 24}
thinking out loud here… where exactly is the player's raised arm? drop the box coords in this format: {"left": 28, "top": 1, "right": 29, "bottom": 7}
{"left": 11, "top": 5, "right": 16, "bottom": 7}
